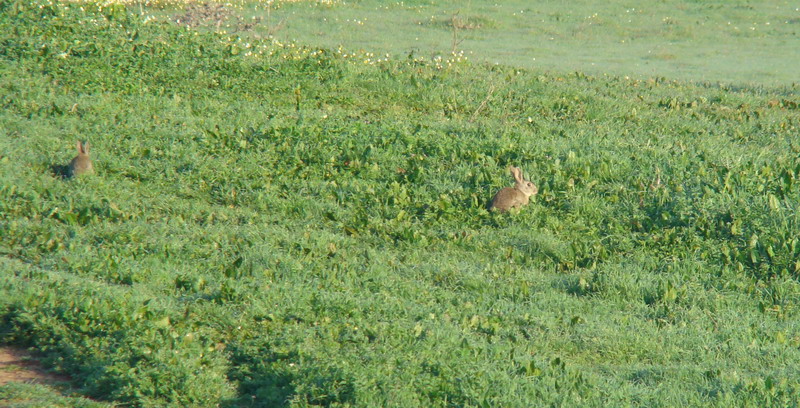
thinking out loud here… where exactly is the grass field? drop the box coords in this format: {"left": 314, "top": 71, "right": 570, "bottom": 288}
{"left": 232, "top": 0, "right": 800, "bottom": 86}
{"left": 1, "top": 0, "right": 800, "bottom": 407}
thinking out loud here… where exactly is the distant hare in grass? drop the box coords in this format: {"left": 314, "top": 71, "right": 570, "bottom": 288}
{"left": 487, "top": 166, "right": 538, "bottom": 212}
{"left": 68, "top": 140, "right": 93, "bottom": 178}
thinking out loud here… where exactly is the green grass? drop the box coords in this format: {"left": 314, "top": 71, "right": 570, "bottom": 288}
{"left": 228, "top": 0, "right": 800, "bottom": 86}
{"left": 2, "top": 0, "right": 800, "bottom": 407}
{"left": 0, "top": 382, "right": 112, "bottom": 408}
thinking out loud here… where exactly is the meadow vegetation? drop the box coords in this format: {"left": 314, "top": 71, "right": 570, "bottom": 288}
{"left": 1, "top": 0, "right": 799, "bottom": 407}
{"left": 232, "top": 0, "right": 800, "bottom": 86}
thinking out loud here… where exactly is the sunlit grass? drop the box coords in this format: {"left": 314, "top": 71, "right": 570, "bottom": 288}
{"left": 224, "top": 0, "right": 800, "bottom": 86}
{"left": 1, "top": 1, "right": 799, "bottom": 407}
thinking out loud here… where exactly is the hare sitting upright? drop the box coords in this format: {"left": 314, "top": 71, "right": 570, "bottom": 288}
{"left": 487, "top": 166, "right": 538, "bottom": 212}
{"left": 68, "top": 140, "right": 93, "bottom": 178}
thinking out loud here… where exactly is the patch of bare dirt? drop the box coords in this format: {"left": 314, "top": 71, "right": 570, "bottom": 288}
{"left": 173, "top": 2, "right": 232, "bottom": 28}
{"left": 173, "top": 2, "right": 261, "bottom": 32}
{"left": 0, "top": 346, "right": 69, "bottom": 386}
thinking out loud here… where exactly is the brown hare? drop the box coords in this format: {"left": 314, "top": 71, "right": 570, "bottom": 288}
{"left": 68, "top": 140, "right": 93, "bottom": 178}
{"left": 487, "top": 166, "right": 538, "bottom": 212}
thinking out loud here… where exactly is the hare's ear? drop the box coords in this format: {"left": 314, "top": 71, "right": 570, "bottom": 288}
{"left": 82, "top": 141, "right": 90, "bottom": 154}
{"left": 510, "top": 166, "right": 523, "bottom": 183}
{"left": 76, "top": 140, "right": 83, "bottom": 153}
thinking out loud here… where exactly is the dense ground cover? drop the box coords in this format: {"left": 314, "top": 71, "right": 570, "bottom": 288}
{"left": 1, "top": 1, "right": 799, "bottom": 406}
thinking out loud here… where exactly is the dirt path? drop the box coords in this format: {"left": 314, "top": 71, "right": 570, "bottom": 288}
{"left": 0, "top": 346, "right": 70, "bottom": 386}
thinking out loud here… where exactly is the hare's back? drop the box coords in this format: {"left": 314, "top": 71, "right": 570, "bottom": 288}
{"left": 69, "top": 155, "right": 93, "bottom": 176}
{"left": 488, "top": 187, "right": 528, "bottom": 211}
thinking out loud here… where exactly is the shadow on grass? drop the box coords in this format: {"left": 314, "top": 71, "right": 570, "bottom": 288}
{"left": 222, "top": 341, "right": 357, "bottom": 408}
{"left": 50, "top": 163, "right": 70, "bottom": 179}
{"left": 221, "top": 344, "right": 297, "bottom": 408}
